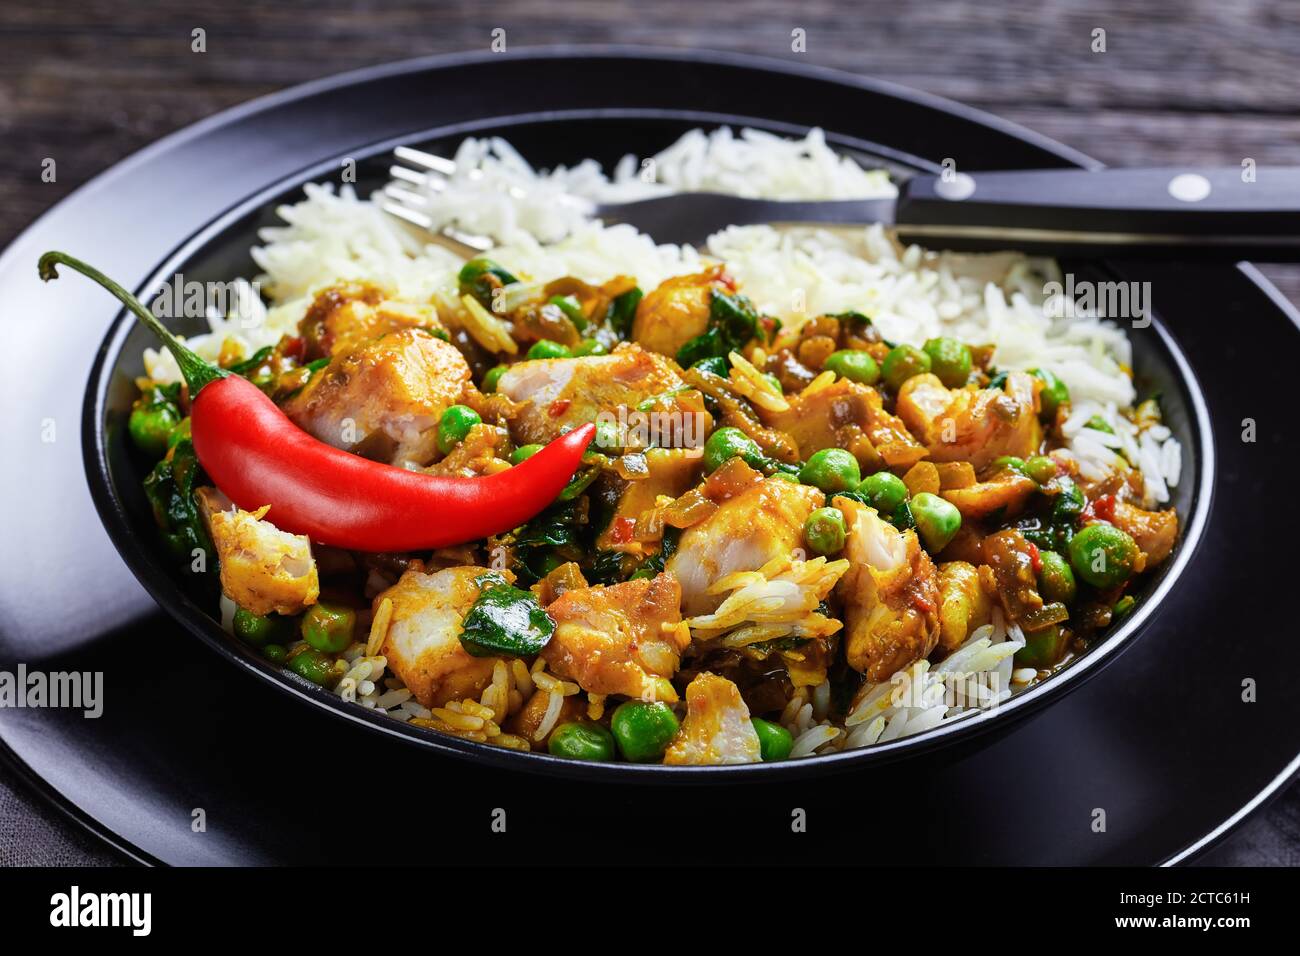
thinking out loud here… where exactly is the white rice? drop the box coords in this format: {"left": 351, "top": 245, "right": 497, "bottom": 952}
{"left": 167, "top": 126, "right": 1184, "bottom": 752}
{"left": 784, "top": 608, "right": 1027, "bottom": 757}
{"left": 404, "top": 127, "right": 896, "bottom": 246}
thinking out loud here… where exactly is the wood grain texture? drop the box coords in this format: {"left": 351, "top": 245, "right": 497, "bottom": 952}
{"left": 1, "top": 0, "right": 1297, "bottom": 865}
{"left": 3, "top": 0, "right": 1298, "bottom": 299}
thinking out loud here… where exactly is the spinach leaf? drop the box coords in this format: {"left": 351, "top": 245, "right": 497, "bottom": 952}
{"left": 606, "top": 287, "right": 643, "bottom": 338}
{"left": 675, "top": 289, "right": 761, "bottom": 366}
{"left": 710, "top": 290, "right": 759, "bottom": 345}
{"left": 459, "top": 577, "right": 555, "bottom": 657}
{"left": 142, "top": 438, "right": 214, "bottom": 574}
{"left": 746, "top": 635, "right": 811, "bottom": 658}
{"left": 514, "top": 499, "right": 585, "bottom": 550}
{"left": 586, "top": 548, "right": 632, "bottom": 585}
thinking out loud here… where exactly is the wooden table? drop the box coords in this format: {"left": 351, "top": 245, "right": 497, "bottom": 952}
{"left": 1, "top": 0, "right": 1296, "bottom": 865}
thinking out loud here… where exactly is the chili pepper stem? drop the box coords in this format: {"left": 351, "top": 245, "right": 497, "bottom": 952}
{"left": 39, "top": 251, "right": 228, "bottom": 394}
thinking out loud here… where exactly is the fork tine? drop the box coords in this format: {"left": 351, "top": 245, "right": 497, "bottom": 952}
{"left": 380, "top": 199, "right": 434, "bottom": 230}
{"left": 382, "top": 184, "right": 430, "bottom": 207}
{"left": 389, "top": 165, "right": 426, "bottom": 186}
{"left": 443, "top": 227, "right": 494, "bottom": 252}
{"left": 389, "top": 164, "right": 447, "bottom": 193}
{"left": 394, "top": 145, "right": 457, "bottom": 176}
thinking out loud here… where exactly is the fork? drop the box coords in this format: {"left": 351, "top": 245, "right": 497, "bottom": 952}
{"left": 382, "top": 145, "right": 1300, "bottom": 261}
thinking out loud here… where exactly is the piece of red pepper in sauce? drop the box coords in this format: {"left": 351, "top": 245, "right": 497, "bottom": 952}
{"left": 40, "top": 252, "right": 594, "bottom": 552}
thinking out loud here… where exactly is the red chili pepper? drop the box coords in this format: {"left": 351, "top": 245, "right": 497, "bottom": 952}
{"left": 1093, "top": 493, "right": 1117, "bottom": 523}
{"left": 548, "top": 398, "right": 572, "bottom": 417}
{"left": 282, "top": 335, "right": 306, "bottom": 362}
{"left": 1026, "top": 541, "right": 1042, "bottom": 574}
{"left": 41, "top": 252, "right": 594, "bottom": 552}
{"left": 610, "top": 517, "right": 636, "bottom": 544}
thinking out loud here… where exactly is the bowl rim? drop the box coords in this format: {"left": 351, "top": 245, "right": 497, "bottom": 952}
{"left": 80, "top": 49, "right": 1216, "bottom": 782}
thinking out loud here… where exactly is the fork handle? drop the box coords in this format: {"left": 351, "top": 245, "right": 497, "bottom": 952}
{"left": 894, "top": 166, "right": 1300, "bottom": 260}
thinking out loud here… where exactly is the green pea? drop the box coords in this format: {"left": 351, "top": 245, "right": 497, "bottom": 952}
{"left": 547, "top": 294, "right": 588, "bottom": 329}
{"left": 993, "top": 455, "right": 1027, "bottom": 475}
{"left": 287, "top": 647, "right": 336, "bottom": 686}
{"left": 1068, "top": 524, "right": 1140, "bottom": 589}
{"left": 610, "top": 700, "right": 680, "bottom": 762}
{"left": 301, "top": 603, "right": 356, "bottom": 654}
{"left": 262, "top": 643, "right": 288, "bottom": 665}
{"left": 436, "top": 404, "right": 482, "bottom": 455}
{"left": 1030, "top": 367, "right": 1070, "bottom": 420}
{"left": 910, "top": 492, "right": 962, "bottom": 553}
{"left": 691, "top": 356, "right": 730, "bottom": 377}
{"left": 129, "top": 404, "right": 181, "bottom": 459}
{"left": 481, "top": 365, "right": 508, "bottom": 393}
{"left": 511, "top": 443, "right": 543, "bottom": 465}
{"left": 1024, "top": 455, "right": 1058, "bottom": 484}
{"left": 547, "top": 721, "right": 616, "bottom": 761}
{"left": 824, "top": 349, "right": 880, "bottom": 385}
{"left": 804, "top": 507, "right": 847, "bottom": 555}
{"left": 856, "top": 471, "right": 909, "bottom": 515}
{"left": 881, "top": 344, "right": 932, "bottom": 390}
{"left": 752, "top": 717, "right": 794, "bottom": 761}
{"left": 1014, "top": 624, "right": 1068, "bottom": 669}
{"left": 232, "top": 608, "right": 290, "bottom": 647}
{"left": 799, "top": 448, "right": 861, "bottom": 494}
{"left": 922, "top": 337, "right": 973, "bottom": 388}
{"left": 703, "top": 426, "right": 763, "bottom": 473}
{"left": 1037, "top": 550, "right": 1077, "bottom": 605}
{"left": 457, "top": 257, "right": 519, "bottom": 307}
{"left": 526, "top": 339, "right": 572, "bottom": 360}
{"left": 573, "top": 338, "right": 607, "bottom": 356}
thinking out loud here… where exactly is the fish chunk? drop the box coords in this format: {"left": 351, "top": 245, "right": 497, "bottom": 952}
{"left": 282, "top": 328, "right": 471, "bottom": 466}
{"left": 763, "top": 378, "right": 927, "bottom": 470}
{"left": 663, "top": 672, "right": 762, "bottom": 765}
{"left": 495, "top": 343, "right": 684, "bottom": 445}
{"left": 896, "top": 371, "right": 1041, "bottom": 471}
{"left": 375, "top": 566, "right": 500, "bottom": 707}
{"left": 941, "top": 470, "right": 1038, "bottom": 520}
{"left": 835, "top": 496, "right": 940, "bottom": 681}
{"left": 666, "top": 477, "right": 824, "bottom": 617}
{"left": 196, "top": 487, "right": 319, "bottom": 616}
{"left": 632, "top": 267, "right": 727, "bottom": 358}
{"left": 542, "top": 573, "right": 689, "bottom": 702}
{"left": 936, "top": 560, "right": 994, "bottom": 652}
{"left": 1110, "top": 500, "right": 1178, "bottom": 567}
{"left": 298, "top": 281, "right": 443, "bottom": 359}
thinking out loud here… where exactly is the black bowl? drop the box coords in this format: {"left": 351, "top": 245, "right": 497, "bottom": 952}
{"left": 82, "top": 52, "right": 1214, "bottom": 780}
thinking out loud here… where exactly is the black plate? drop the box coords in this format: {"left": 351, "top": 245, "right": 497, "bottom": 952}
{"left": 1, "top": 48, "right": 1297, "bottom": 862}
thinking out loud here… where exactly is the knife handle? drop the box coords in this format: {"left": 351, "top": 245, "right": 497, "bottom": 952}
{"left": 895, "top": 166, "right": 1300, "bottom": 261}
